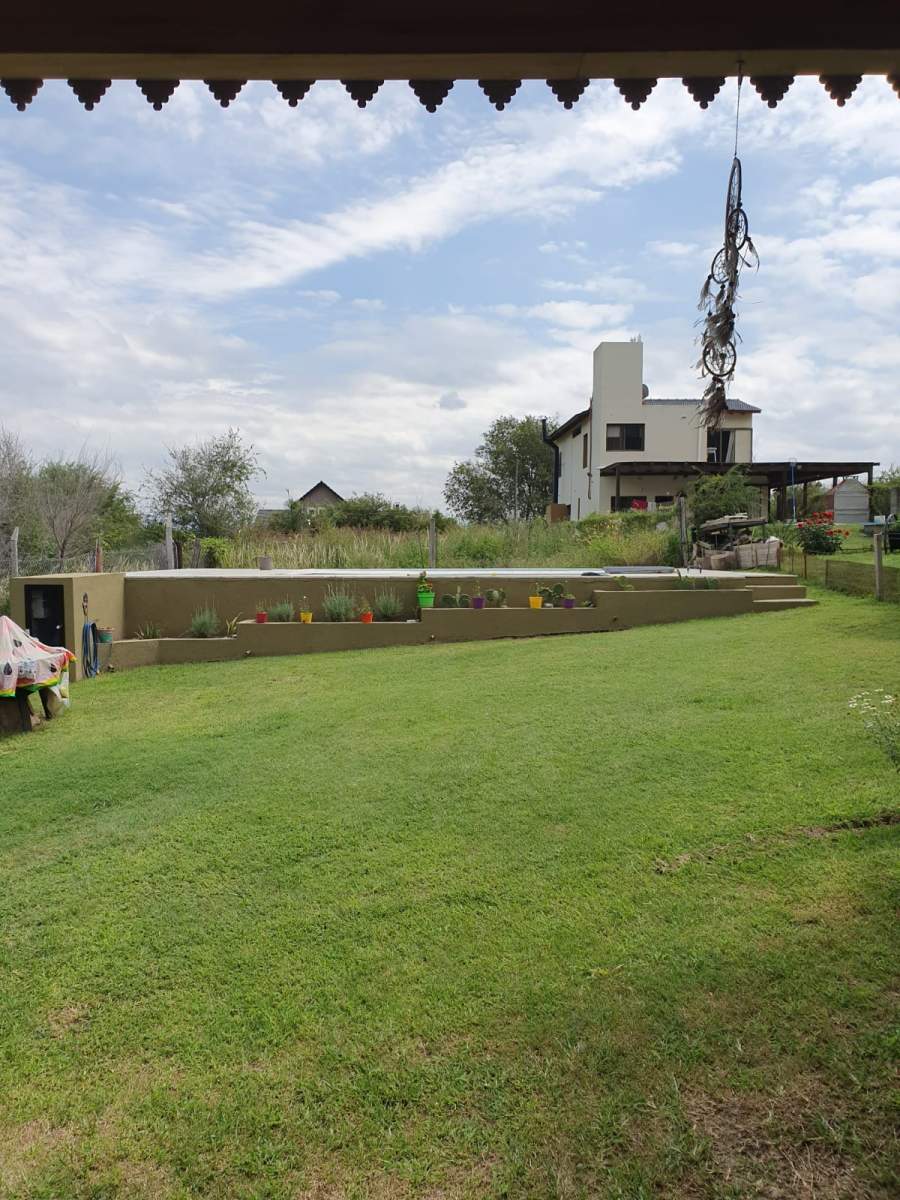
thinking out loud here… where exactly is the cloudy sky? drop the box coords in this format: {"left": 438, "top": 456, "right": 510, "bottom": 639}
{"left": 1, "top": 76, "right": 898, "bottom": 509}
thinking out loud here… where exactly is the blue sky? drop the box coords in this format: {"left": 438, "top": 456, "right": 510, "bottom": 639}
{"left": 1, "top": 76, "right": 898, "bottom": 509}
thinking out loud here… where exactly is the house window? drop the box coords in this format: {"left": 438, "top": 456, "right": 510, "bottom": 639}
{"left": 606, "top": 423, "right": 645, "bottom": 451}
{"left": 611, "top": 495, "right": 647, "bottom": 512}
{"left": 654, "top": 494, "right": 674, "bottom": 506}
{"left": 707, "top": 429, "right": 735, "bottom": 463}
{"left": 582, "top": 433, "right": 589, "bottom": 468}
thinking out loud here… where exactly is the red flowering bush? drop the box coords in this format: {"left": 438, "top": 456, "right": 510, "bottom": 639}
{"left": 795, "top": 510, "right": 848, "bottom": 555}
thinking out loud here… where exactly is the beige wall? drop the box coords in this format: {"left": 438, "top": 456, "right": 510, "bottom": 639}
{"left": 10, "top": 572, "right": 125, "bottom": 680}
{"left": 121, "top": 574, "right": 610, "bottom": 634}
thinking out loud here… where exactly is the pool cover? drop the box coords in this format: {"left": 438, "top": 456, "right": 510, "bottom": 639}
{"left": 0, "top": 615, "right": 75, "bottom": 698}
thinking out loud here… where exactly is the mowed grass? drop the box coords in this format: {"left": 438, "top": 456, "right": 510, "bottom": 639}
{"left": 1, "top": 594, "right": 898, "bottom": 1199}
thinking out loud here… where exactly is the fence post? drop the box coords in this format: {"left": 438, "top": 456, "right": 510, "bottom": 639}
{"left": 428, "top": 513, "right": 437, "bottom": 569}
{"left": 9, "top": 527, "right": 18, "bottom": 578}
{"left": 164, "top": 515, "right": 175, "bottom": 571}
{"left": 873, "top": 531, "right": 884, "bottom": 601}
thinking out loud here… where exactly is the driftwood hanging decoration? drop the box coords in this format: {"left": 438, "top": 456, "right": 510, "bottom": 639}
{"left": 696, "top": 80, "right": 759, "bottom": 429}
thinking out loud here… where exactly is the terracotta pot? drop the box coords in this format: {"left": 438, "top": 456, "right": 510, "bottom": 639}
{"left": 360, "top": 611, "right": 373, "bottom": 623}
{"left": 255, "top": 611, "right": 268, "bottom": 624}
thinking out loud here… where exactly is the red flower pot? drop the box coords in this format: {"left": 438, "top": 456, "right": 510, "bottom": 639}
{"left": 360, "top": 611, "right": 373, "bottom": 623}
{"left": 256, "top": 611, "right": 268, "bottom": 624}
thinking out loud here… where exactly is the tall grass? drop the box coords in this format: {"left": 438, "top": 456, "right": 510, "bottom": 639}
{"left": 220, "top": 519, "right": 673, "bottom": 570}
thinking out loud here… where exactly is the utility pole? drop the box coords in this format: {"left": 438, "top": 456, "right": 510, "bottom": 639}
{"left": 9, "top": 527, "right": 18, "bottom": 579}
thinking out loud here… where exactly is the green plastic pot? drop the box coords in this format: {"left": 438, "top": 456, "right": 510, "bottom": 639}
{"left": 417, "top": 590, "right": 435, "bottom": 609}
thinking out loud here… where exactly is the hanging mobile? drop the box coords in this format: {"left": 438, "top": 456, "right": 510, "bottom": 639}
{"left": 696, "top": 66, "right": 759, "bottom": 428}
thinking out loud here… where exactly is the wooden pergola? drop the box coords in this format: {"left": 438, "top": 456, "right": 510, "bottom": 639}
{"left": 1, "top": 2, "right": 898, "bottom": 112}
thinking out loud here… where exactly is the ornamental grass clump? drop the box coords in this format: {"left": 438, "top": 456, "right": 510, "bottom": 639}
{"left": 796, "top": 510, "right": 850, "bottom": 555}
{"left": 322, "top": 589, "right": 356, "bottom": 622}
{"left": 373, "top": 590, "right": 403, "bottom": 621}
{"left": 188, "top": 607, "right": 220, "bottom": 638}
{"left": 267, "top": 600, "right": 294, "bottom": 622}
{"left": 848, "top": 689, "right": 900, "bottom": 770}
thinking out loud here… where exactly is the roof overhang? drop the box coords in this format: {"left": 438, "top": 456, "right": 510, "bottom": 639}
{"left": 599, "top": 461, "right": 880, "bottom": 485}
{"left": 1, "top": 3, "right": 897, "bottom": 112}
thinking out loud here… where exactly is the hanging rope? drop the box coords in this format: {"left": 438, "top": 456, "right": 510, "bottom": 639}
{"left": 696, "top": 66, "right": 759, "bottom": 429}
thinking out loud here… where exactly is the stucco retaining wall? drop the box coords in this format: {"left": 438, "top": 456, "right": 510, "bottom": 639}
{"left": 121, "top": 574, "right": 615, "bottom": 633}
{"left": 591, "top": 587, "right": 754, "bottom": 626}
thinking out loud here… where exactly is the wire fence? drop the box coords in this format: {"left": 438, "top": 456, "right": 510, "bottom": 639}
{"left": 783, "top": 545, "right": 899, "bottom": 603}
{"left": 0, "top": 543, "right": 163, "bottom": 611}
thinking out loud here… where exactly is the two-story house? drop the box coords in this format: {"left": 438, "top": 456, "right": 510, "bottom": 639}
{"left": 549, "top": 339, "right": 760, "bottom": 518}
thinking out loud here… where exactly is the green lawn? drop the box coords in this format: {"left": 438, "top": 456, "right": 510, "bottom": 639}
{"left": 1, "top": 594, "right": 898, "bottom": 1199}
{"left": 838, "top": 532, "right": 900, "bottom": 569}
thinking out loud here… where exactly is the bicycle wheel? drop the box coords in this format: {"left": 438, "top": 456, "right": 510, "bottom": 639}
{"left": 703, "top": 340, "right": 737, "bottom": 379}
{"left": 726, "top": 156, "right": 742, "bottom": 223}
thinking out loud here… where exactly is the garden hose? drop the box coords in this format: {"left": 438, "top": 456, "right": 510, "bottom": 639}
{"left": 81, "top": 620, "right": 100, "bottom": 678}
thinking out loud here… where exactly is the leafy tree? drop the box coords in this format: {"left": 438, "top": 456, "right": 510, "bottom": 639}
{"left": 97, "top": 482, "right": 153, "bottom": 548}
{"left": 143, "top": 429, "right": 261, "bottom": 537}
{"left": 444, "top": 415, "right": 554, "bottom": 523}
{"left": 34, "top": 451, "right": 119, "bottom": 567}
{"left": 872, "top": 465, "right": 900, "bottom": 516}
{"left": 0, "top": 427, "right": 39, "bottom": 547}
{"left": 689, "top": 466, "right": 759, "bottom": 528}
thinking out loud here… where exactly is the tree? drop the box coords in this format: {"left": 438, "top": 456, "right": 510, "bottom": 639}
{"left": 143, "top": 429, "right": 261, "bottom": 537}
{"left": 35, "top": 451, "right": 119, "bottom": 567}
{"left": 0, "top": 427, "right": 36, "bottom": 542}
{"left": 689, "top": 466, "right": 759, "bottom": 528}
{"left": 872, "top": 465, "right": 900, "bottom": 516}
{"left": 444, "top": 415, "right": 554, "bottom": 523}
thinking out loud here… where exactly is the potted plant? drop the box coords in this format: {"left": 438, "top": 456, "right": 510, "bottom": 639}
{"left": 255, "top": 604, "right": 268, "bottom": 624}
{"left": 471, "top": 583, "right": 485, "bottom": 610}
{"left": 562, "top": 590, "right": 576, "bottom": 609}
{"left": 299, "top": 595, "right": 313, "bottom": 623}
{"left": 359, "top": 601, "right": 374, "bottom": 624}
{"left": 528, "top": 582, "right": 543, "bottom": 610}
{"left": 417, "top": 571, "right": 436, "bottom": 609}
{"left": 485, "top": 588, "right": 507, "bottom": 608}
{"left": 538, "top": 582, "right": 564, "bottom": 608}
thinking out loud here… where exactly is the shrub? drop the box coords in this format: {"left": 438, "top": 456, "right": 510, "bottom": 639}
{"left": 135, "top": 621, "right": 162, "bottom": 639}
{"left": 373, "top": 590, "right": 404, "bottom": 621}
{"left": 322, "top": 589, "right": 356, "bottom": 622}
{"left": 690, "top": 467, "right": 758, "bottom": 528}
{"left": 188, "top": 607, "right": 220, "bottom": 638}
{"left": 200, "top": 537, "right": 231, "bottom": 567}
{"left": 661, "top": 531, "right": 683, "bottom": 566}
{"left": 796, "top": 511, "right": 849, "bottom": 555}
{"left": 267, "top": 599, "right": 294, "bottom": 622}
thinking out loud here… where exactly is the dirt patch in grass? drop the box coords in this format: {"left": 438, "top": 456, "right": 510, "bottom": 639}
{"left": 46, "top": 1003, "right": 89, "bottom": 1037}
{"left": 681, "top": 1079, "right": 892, "bottom": 1199}
{"left": 0, "top": 1118, "right": 76, "bottom": 1192}
{"left": 653, "top": 810, "right": 899, "bottom": 874}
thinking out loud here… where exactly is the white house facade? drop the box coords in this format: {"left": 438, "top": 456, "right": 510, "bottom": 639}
{"left": 550, "top": 340, "right": 760, "bottom": 519}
